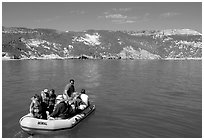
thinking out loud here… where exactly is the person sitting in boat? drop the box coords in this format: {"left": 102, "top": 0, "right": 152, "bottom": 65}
{"left": 40, "top": 89, "right": 50, "bottom": 116}
{"left": 63, "top": 79, "right": 75, "bottom": 100}
{"left": 48, "top": 89, "right": 56, "bottom": 114}
{"left": 68, "top": 89, "right": 89, "bottom": 113}
{"left": 29, "top": 94, "right": 47, "bottom": 119}
{"left": 29, "top": 94, "right": 41, "bottom": 118}
{"left": 48, "top": 95, "right": 74, "bottom": 120}
{"left": 76, "top": 89, "right": 90, "bottom": 111}
{"left": 67, "top": 92, "right": 81, "bottom": 113}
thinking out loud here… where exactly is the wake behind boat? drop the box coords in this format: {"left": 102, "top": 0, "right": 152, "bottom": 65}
{"left": 19, "top": 104, "right": 95, "bottom": 135}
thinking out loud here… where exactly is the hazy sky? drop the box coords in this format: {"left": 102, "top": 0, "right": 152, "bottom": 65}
{"left": 2, "top": 2, "right": 202, "bottom": 32}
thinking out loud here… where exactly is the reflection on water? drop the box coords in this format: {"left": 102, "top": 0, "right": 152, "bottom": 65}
{"left": 26, "top": 60, "right": 42, "bottom": 81}
{"left": 82, "top": 61, "right": 101, "bottom": 88}
{"left": 63, "top": 59, "right": 75, "bottom": 75}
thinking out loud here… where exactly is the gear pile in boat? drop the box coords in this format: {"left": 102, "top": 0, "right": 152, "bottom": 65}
{"left": 29, "top": 79, "right": 90, "bottom": 120}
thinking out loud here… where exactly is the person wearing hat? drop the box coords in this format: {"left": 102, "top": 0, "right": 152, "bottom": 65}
{"left": 48, "top": 95, "right": 73, "bottom": 119}
{"left": 41, "top": 89, "right": 50, "bottom": 106}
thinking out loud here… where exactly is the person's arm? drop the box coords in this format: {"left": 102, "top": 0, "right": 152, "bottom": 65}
{"left": 64, "top": 84, "right": 70, "bottom": 95}
{"left": 64, "top": 90, "right": 67, "bottom": 95}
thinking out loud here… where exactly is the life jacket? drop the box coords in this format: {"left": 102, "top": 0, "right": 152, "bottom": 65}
{"left": 32, "top": 100, "right": 43, "bottom": 119}
{"left": 31, "top": 100, "right": 39, "bottom": 112}
{"left": 49, "top": 94, "right": 56, "bottom": 106}
{"left": 43, "top": 97, "right": 49, "bottom": 106}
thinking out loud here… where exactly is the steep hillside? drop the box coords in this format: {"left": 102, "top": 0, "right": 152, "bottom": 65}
{"left": 2, "top": 26, "right": 202, "bottom": 60}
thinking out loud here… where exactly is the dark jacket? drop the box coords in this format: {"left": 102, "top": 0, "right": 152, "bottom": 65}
{"left": 48, "top": 93, "right": 56, "bottom": 114}
{"left": 40, "top": 102, "right": 48, "bottom": 119}
{"left": 49, "top": 93, "right": 56, "bottom": 106}
{"left": 50, "top": 101, "right": 71, "bottom": 119}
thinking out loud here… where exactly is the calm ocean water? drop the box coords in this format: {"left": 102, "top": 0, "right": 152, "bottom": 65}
{"left": 2, "top": 59, "right": 202, "bottom": 138}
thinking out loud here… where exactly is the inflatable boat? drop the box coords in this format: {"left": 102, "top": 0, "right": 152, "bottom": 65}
{"left": 19, "top": 104, "right": 95, "bottom": 134}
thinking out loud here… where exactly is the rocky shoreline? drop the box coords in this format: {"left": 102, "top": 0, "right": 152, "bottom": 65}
{"left": 3, "top": 27, "right": 202, "bottom": 60}
{"left": 2, "top": 55, "right": 202, "bottom": 61}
